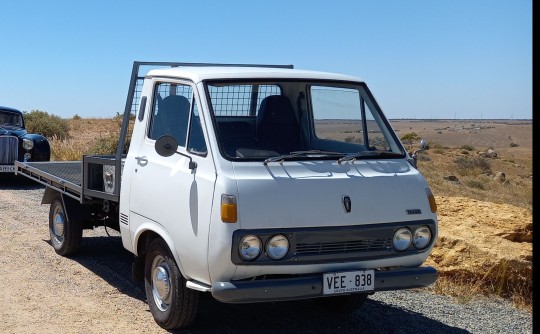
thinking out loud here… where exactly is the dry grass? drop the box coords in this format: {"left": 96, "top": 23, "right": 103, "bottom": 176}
{"left": 432, "top": 259, "right": 532, "bottom": 311}
{"left": 49, "top": 117, "right": 132, "bottom": 160}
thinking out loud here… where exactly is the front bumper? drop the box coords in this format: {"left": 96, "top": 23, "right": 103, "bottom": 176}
{"left": 212, "top": 266, "right": 437, "bottom": 303}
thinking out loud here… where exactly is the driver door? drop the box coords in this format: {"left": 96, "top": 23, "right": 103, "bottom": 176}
{"left": 128, "top": 80, "right": 216, "bottom": 283}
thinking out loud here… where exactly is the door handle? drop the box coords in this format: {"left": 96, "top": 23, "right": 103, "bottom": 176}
{"left": 135, "top": 156, "right": 148, "bottom": 167}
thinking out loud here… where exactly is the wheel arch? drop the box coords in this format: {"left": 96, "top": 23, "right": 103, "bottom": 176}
{"left": 41, "top": 187, "right": 60, "bottom": 205}
{"left": 133, "top": 224, "right": 188, "bottom": 279}
{"left": 42, "top": 188, "right": 91, "bottom": 227}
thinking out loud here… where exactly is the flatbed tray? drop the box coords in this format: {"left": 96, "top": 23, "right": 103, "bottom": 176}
{"left": 15, "top": 161, "right": 83, "bottom": 200}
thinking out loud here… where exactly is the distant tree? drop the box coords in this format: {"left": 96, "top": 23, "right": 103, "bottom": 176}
{"left": 400, "top": 132, "right": 421, "bottom": 148}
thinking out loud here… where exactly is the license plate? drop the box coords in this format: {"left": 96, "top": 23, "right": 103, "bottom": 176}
{"left": 0, "top": 165, "right": 16, "bottom": 173}
{"left": 323, "top": 270, "right": 375, "bottom": 295}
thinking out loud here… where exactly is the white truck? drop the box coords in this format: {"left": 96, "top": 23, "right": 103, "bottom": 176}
{"left": 16, "top": 61, "right": 438, "bottom": 329}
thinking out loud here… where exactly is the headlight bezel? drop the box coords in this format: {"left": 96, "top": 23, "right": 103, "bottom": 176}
{"left": 22, "top": 138, "right": 34, "bottom": 151}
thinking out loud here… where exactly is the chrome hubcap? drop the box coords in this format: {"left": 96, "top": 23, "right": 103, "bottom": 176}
{"left": 52, "top": 207, "right": 65, "bottom": 244}
{"left": 152, "top": 256, "right": 172, "bottom": 312}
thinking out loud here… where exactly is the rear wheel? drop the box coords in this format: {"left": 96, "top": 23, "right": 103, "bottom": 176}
{"left": 144, "top": 238, "right": 198, "bottom": 329}
{"left": 49, "top": 195, "right": 82, "bottom": 256}
{"left": 315, "top": 293, "right": 369, "bottom": 314}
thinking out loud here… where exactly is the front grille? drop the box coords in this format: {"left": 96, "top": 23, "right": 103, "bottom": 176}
{"left": 296, "top": 238, "right": 392, "bottom": 255}
{"left": 232, "top": 220, "right": 436, "bottom": 265}
{"left": 0, "top": 136, "right": 18, "bottom": 164}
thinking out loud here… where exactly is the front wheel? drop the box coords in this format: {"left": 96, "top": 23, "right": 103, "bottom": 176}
{"left": 144, "top": 238, "right": 198, "bottom": 329}
{"left": 49, "top": 195, "right": 82, "bottom": 256}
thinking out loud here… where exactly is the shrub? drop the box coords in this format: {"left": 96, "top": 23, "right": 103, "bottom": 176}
{"left": 433, "top": 148, "right": 445, "bottom": 155}
{"left": 344, "top": 136, "right": 362, "bottom": 144}
{"left": 464, "top": 179, "right": 485, "bottom": 190}
{"left": 432, "top": 143, "right": 449, "bottom": 149}
{"left": 460, "top": 144, "right": 475, "bottom": 151}
{"left": 454, "top": 156, "right": 492, "bottom": 175}
{"left": 89, "top": 135, "right": 118, "bottom": 155}
{"left": 88, "top": 132, "right": 131, "bottom": 155}
{"left": 23, "top": 110, "right": 70, "bottom": 140}
{"left": 400, "top": 132, "right": 420, "bottom": 142}
{"left": 72, "top": 114, "right": 82, "bottom": 120}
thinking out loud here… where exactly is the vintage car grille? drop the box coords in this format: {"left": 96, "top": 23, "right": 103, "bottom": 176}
{"left": 296, "top": 238, "right": 392, "bottom": 255}
{"left": 0, "top": 136, "right": 18, "bottom": 164}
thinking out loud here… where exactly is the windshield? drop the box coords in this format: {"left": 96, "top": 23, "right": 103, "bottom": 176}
{"left": 205, "top": 80, "right": 404, "bottom": 161}
{"left": 0, "top": 111, "right": 24, "bottom": 128}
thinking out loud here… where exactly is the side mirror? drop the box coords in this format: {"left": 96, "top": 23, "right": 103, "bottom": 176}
{"left": 155, "top": 135, "right": 197, "bottom": 170}
{"left": 155, "top": 135, "right": 178, "bottom": 157}
{"left": 411, "top": 138, "right": 428, "bottom": 168}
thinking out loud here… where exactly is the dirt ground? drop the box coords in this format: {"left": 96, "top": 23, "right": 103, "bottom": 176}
{"left": 0, "top": 178, "right": 532, "bottom": 333}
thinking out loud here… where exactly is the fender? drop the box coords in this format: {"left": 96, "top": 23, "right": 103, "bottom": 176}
{"left": 132, "top": 222, "right": 188, "bottom": 278}
{"left": 41, "top": 187, "right": 58, "bottom": 205}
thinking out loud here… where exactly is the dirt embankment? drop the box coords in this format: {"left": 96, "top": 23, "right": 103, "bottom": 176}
{"left": 425, "top": 196, "right": 532, "bottom": 304}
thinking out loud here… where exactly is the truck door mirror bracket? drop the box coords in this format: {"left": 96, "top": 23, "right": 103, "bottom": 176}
{"left": 155, "top": 135, "right": 197, "bottom": 170}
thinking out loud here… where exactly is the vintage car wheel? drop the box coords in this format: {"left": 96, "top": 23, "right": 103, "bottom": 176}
{"left": 315, "top": 293, "right": 369, "bottom": 314}
{"left": 49, "top": 195, "right": 82, "bottom": 256}
{"left": 144, "top": 238, "right": 198, "bottom": 329}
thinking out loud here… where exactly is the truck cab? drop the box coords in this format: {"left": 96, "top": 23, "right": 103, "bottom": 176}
{"left": 119, "top": 64, "right": 438, "bottom": 329}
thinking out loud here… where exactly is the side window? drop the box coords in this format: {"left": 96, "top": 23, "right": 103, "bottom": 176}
{"left": 187, "top": 99, "right": 207, "bottom": 154}
{"left": 149, "top": 83, "right": 193, "bottom": 147}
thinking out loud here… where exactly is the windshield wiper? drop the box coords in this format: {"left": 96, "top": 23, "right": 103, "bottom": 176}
{"left": 263, "top": 150, "right": 344, "bottom": 165}
{"left": 337, "top": 150, "right": 404, "bottom": 164}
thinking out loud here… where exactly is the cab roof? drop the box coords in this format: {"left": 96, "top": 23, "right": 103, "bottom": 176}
{"left": 145, "top": 66, "right": 364, "bottom": 84}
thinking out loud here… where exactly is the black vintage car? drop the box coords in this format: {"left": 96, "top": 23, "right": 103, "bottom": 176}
{"left": 0, "top": 106, "right": 50, "bottom": 173}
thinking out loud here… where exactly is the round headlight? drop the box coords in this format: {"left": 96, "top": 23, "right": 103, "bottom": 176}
{"left": 266, "top": 234, "right": 289, "bottom": 260}
{"left": 22, "top": 138, "right": 34, "bottom": 150}
{"left": 393, "top": 227, "right": 412, "bottom": 251}
{"left": 239, "top": 235, "right": 261, "bottom": 261}
{"left": 413, "top": 226, "right": 432, "bottom": 249}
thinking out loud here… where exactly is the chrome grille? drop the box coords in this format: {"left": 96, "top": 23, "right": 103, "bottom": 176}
{"left": 0, "top": 136, "right": 18, "bottom": 164}
{"left": 296, "top": 238, "right": 392, "bottom": 255}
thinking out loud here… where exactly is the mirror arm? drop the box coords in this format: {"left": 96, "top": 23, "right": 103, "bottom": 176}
{"left": 174, "top": 151, "right": 197, "bottom": 170}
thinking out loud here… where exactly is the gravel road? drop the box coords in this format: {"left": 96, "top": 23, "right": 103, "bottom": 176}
{"left": 0, "top": 175, "right": 532, "bottom": 334}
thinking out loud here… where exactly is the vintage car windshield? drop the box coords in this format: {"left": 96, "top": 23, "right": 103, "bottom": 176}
{"left": 0, "top": 111, "right": 24, "bottom": 129}
{"left": 205, "top": 80, "right": 404, "bottom": 161}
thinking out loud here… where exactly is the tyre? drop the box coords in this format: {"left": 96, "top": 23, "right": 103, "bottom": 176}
{"left": 315, "top": 293, "right": 369, "bottom": 314}
{"left": 49, "top": 195, "right": 82, "bottom": 256}
{"left": 144, "top": 238, "right": 198, "bottom": 329}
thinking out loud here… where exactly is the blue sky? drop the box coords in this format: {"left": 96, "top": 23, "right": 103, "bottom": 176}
{"left": 0, "top": 0, "right": 532, "bottom": 119}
